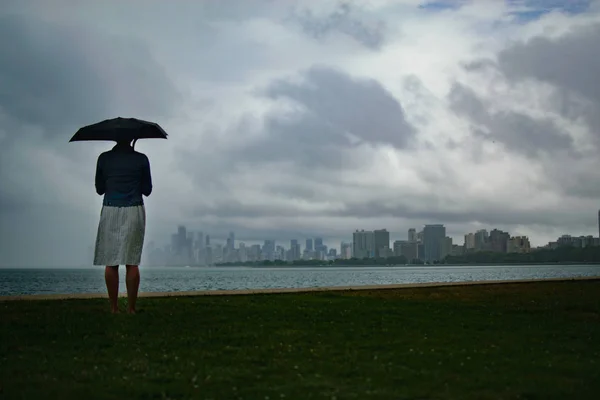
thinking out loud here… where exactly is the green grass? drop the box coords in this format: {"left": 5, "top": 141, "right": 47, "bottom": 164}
{"left": 1, "top": 280, "right": 600, "bottom": 399}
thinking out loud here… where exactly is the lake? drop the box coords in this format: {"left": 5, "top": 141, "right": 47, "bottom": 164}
{"left": 1, "top": 264, "right": 599, "bottom": 296}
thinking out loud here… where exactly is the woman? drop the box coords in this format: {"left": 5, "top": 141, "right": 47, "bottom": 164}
{"left": 93, "top": 138, "right": 152, "bottom": 314}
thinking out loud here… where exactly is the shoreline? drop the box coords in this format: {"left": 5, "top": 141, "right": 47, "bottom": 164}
{"left": 4, "top": 262, "right": 600, "bottom": 269}
{"left": 2, "top": 275, "right": 599, "bottom": 302}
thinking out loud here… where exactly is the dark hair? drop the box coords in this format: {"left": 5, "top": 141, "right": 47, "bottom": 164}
{"left": 116, "top": 139, "right": 132, "bottom": 146}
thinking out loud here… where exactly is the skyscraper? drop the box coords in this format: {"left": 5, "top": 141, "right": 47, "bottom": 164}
{"left": 373, "top": 229, "right": 390, "bottom": 258}
{"left": 226, "top": 231, "right": 235, "bottom": 251}
{"left": 314, "top": 237, "right": 324, "bottom": 250}
{"left": 423, "top": 224, "right": 446, "bottom": 262}
{"left": 353, "top": 230, "right": 375, "bottom": 259}
{"left": 177, "top": 225, "right": 187, "bottom": 252}
{"left": 474, "top": 229, "right": 488, "bottom": 251}
{"left": 340, "top": 242, "right": 352, "bottom": 259}
{"left": 464, "top": 233, "right": 475, "bottom": 250}
{"left": 263, "top": 240, "right": 276, "bottom": 261}
{"left": 290, "top": 239, "right": 301, "bottom": 261}
{"left": 489, "top": 229, "right": 509, "bottom": 253}
{"left": 408, "top": 228, "right": 417, "bottom": 242}
{"left": 305, "top": 238, "right": 313, "bottom": 251}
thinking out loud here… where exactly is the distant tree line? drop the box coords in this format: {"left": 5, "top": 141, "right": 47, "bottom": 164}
{"left": 215, "top": 245, "right": 600, "bottom": 266}
{"left": 217, "top": 256, "right": 419, "bottom": 267}
{"left": 443, "top": 245, "right": 600, "bottom": 265}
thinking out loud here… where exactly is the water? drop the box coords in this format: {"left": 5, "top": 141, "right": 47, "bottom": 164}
{"left": 1, "top": 264, "right": 599, "bottom": 296}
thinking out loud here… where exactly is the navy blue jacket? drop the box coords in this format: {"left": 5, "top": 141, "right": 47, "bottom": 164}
{"left": 95, "top": 143, "right": 152, "bottom": 207}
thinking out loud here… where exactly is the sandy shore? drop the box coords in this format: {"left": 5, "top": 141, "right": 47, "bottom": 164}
{"left": 1, "top": 275, "right": 599, "bottom": 302}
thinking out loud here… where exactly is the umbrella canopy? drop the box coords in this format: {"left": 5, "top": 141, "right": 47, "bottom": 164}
{"left": 69, "top": 117, "right": 168, "bottom": 143}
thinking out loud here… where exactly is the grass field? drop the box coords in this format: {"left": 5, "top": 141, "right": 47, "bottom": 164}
{"left": 1, "top": 280, "right": 600, "bottom": 399}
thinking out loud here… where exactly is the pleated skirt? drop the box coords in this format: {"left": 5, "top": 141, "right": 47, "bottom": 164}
{"left": 93, "top": 205, "right": 146, "bottom": 266}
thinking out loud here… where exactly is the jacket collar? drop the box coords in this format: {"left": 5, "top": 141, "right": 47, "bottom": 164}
{"left": 112, "top": 142, "right": 134, "bottom": 152}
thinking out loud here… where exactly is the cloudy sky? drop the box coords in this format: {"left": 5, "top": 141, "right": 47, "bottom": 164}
{"left": 1, "top": 0, "right": 600, "bottom": 266}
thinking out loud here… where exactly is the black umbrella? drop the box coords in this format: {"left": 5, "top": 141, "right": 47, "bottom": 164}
{"left": 69, "top": 117, "right": 168, "bottom": 148}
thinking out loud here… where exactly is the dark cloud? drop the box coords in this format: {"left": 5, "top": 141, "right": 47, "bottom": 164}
{"left": 448, "top": 83, "right": 574, "bottom": 157}
{"left": 328, "top": 201, "right": 590, "bottom": 228}
{"left": 456, "top": 22, "right": 600, "bottom": 200}
{"left": 187, "top": 187, "right": 591, "bottom": 231}
{"left": 494, "top": 23, "right": 600, "bottom": 134}
{"left": 0, "top": 16, "right": 108, "bottom": 135}
{"left": 179, "top": 65, "right": 416, "bottom": 185}
{"left": 235, "top": 112, "right": 357, "bottom": 171}
{"left": 292, "top": 2, "right": 386, "bottom": 49}
{"left": 0, "top": 14, "right": 180, "bottom": 139}
{"left": 498, "top": 23, "right": 600, "bottom": 102}
{"left": 264, "top": 66, "right": 415, "bottom": 149}
{"left": 174, "top": 65, "right": 420, "bottom": 231}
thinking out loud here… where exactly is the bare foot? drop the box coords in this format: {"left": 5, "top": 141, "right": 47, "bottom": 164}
{"left": 127, "top": 309, "right": 136, "bottom": 315}
{"left": 111, "top": 309, "right": 120, "bottom": 314}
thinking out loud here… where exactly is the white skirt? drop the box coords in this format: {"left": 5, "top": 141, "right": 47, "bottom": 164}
{"left": 93, "top": 205, "right": 146, "bottom": 266}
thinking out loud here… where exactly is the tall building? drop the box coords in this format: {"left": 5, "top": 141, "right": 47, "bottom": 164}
{"left": 417, "top": 230, "right": 424, "bottom": 242}
{"left": 313, "top": 237, "right": 326, "bottom": 260}
{"left": 373, "top": 229, "right": 390, "bottom": 258}
{"left": 314, "top": 237, "right": 324, "bottom": 251}
{"left": 598, "top": 209, "right": 600, "bottom": 238}
{"left": 196, "top": 232, "right": 205, "bottom": 248}
{"left": 213, "top": 244, "right": 223, "bottom": 263}
{"left": 238, "top": 242, "right": 247, "bottom": 262}
{"left": 249, "top": 244, "right": 262, "bottom": 261}
{"left": 474, "top": 229, "right": 488, "bottom": 251}
{"left": 227, "top": 231, "right": 235, "bottom": 250}
{"left": 408, "top": 228, "right": 417, "bottom": 242}
{"left": 178, "top": 225, "right": 186, "bottom": 242}
{"left": 353, "top": 230, "right": 375, "bottom": 259}
{"left": 340, "top": 242, "right": 352, "bottom": 259}
{"left": 170, "top": 233, "right": 177, "bottom": 255}
{"left": 489, "top": 229, "right": 510, "bottom": 253}
{"left": 423, "top": 224, "right": 446, "bottom": 262}
{"left": 464, "top": 233, "right": 475, "bottom": 250}
{"left": 205, "top": 246, "right": 213, "bottom": 265}
{"left": 169, "top": 225, "right": 192, "bottom": 265}
{"left": 275, "top": 245, "right": 285, "bottom": 260}
{"left": 205, "top": 234, "right": 210, "bottom": 246}
{"left": 417, "top": 242, "right": 425, "bottom": 260}
{"left": 290, "top": 239, "right": 301, "bottom": 261}
{"left": 263, "top": 240, "right": 276, "bottom": 260}
{"left": 305, "top": 239, "right": 313, "bottom": 251}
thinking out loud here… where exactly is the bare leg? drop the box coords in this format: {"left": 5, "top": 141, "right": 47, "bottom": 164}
{"left": 104, "top": 266, "right": 119, "bottom": 313}
{"left": 125, "top": 265, "right": 140, "bottom": 314}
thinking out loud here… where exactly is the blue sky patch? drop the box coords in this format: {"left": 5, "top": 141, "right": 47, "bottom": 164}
{"left": 418, "top": 0, "right": 591, "bottom": 18}
{"left": 507, "top": 0, "right": 591, "bottom": 22}
{"left": 418, "top": 1, "right": 465, "bottom": 11}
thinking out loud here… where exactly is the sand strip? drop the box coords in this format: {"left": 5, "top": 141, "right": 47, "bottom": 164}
{"left": 1, "top": 275, "right": 599, "bottom": 302}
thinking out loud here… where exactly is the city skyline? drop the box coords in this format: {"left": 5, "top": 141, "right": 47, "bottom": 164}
{"left": 145, "top": 211, "right": 600, "bottom": 266}
{"left": 147, "top": 214, "right": 600, "bottom": 255}
{"left": 2, "top": 2, "right": 600, "bottom": 267}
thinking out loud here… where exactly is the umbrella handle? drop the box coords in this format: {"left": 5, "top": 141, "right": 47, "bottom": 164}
{"left": 132, "top": 138, "right": 138, "bottom": 149}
